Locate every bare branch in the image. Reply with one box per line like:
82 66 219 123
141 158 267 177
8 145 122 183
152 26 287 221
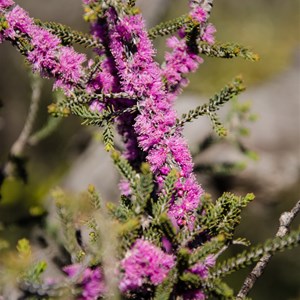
3 74 42 179
236 200 300 299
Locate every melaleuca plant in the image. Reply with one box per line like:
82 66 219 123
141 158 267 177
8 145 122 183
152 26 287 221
0 0 299 299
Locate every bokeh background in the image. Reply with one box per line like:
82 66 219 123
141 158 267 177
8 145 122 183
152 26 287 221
0 0 299 299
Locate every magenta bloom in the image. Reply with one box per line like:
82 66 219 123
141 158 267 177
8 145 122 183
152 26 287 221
1 2 87 94
0 0 13 10
4 5 34 39
190 7 207 23
202 23 216 44
169 174 203 228
64 264 105 300
27 27 60 74
89 100 105 113
163 36 203 94
119 239 175 293
147 146 169 173
107 10 204 227
53 46 86 91
166 136 194 177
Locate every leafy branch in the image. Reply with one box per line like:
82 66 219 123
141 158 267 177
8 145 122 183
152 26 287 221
148 14 190 39
176 77 245 131
208 227 300 280
198 41 259 61
34 19 104 50
200 192 255 240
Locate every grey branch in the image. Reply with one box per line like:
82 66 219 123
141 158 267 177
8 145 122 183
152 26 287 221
236 199 300 299
3 74 42 178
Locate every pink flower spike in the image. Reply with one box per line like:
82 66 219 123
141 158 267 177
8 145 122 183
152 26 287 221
5 5 34 39
0 0 14 10
56 46 86 83
120 239 175 292
190 7 207 23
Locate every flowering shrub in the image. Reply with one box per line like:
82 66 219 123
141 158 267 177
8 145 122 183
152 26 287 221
0 0 299 299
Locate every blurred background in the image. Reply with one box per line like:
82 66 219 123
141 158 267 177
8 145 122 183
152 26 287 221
0 0 299 299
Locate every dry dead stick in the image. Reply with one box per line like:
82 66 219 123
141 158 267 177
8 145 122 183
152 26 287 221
236 199 300 299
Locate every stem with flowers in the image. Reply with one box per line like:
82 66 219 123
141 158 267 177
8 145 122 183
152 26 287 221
0 0 299 299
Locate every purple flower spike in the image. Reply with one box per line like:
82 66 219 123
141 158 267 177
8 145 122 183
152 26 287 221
27 27 60 74
163 36 203 95
106 10 205 227
120 239 175 293
53 46 86 91
1 3 87 94
0 0 13 10
4 5 34 39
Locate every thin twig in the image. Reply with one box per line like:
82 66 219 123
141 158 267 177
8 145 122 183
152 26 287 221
236 200 300 299
28 117 62 146
3 74 42 178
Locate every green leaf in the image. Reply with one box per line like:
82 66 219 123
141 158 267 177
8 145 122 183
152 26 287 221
208 112 228 137
102 122 115 151
153 169 178 217
17 238 31 258
200 192 255 240
88 184 102 210
111 151 137 188
198 41 259 61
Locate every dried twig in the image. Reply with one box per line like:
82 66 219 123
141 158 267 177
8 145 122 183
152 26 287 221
2 74 42 181
236 200 300 299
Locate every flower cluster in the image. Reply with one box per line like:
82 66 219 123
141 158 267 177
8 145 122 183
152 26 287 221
119 239 176 293
163 36 204 93
0 0 13 11
0 1 86 93
64 264 105 300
